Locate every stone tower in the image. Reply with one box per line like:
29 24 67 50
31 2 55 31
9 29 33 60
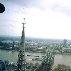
17 18 26 71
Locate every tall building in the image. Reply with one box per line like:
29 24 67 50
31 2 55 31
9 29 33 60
16 18 26 71
63 39 67 48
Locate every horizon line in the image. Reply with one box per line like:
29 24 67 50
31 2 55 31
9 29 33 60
0 35 71 40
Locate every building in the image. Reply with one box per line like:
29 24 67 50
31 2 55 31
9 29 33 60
16 18 26 71
62 48 71 53
63 39 67 48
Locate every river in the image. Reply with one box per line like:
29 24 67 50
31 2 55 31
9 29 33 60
0 50 71 66
0 50 44 64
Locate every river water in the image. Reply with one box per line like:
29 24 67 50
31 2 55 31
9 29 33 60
0 50 44 64
0 50 71 66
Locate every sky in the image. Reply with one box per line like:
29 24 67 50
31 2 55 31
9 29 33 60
0 0 71 39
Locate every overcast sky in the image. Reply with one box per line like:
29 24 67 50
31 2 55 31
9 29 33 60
0 0 71 39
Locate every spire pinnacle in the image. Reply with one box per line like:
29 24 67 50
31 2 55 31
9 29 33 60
22 18 26 25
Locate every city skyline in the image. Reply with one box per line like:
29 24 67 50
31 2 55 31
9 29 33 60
0 0 71 39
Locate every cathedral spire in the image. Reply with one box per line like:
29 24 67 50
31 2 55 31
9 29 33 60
17 18 26 71
21 18 26 49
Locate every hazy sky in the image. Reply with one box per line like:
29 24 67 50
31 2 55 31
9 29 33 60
0 0 71 39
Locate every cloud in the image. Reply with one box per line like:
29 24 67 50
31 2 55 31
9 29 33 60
51 4 71 16
23 6 71 39
5 0 39 8
1 0 71 39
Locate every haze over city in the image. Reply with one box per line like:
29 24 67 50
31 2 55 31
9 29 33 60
0 0 71 39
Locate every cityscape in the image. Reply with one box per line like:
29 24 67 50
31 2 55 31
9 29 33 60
0 20 71 71
1 0 71 71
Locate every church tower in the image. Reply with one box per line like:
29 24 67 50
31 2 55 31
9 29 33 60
17 18 26 71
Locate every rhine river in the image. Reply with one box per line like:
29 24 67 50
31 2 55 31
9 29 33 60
0 50 71 66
